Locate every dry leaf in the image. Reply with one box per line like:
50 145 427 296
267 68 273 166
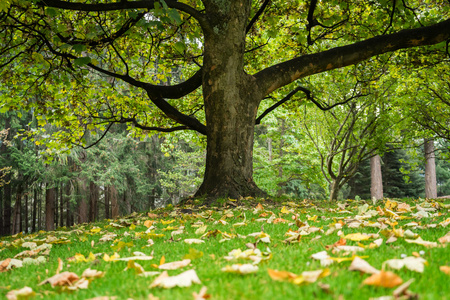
193 286 210 300
0 258 11 272
82 268 105 278
384 257 427 273
124 260 145 274
348 257 380 274
38 271 80 287
221 264 258 274
159 259 191 270
363 271 403 288
150 270 201 288
440 266 450 275
6 286 35 300
404 237 438 248
393 278 415 297
56 258 63 274
267 269 297 281
438 232 450 244
184 239 205 244
344 233 370 241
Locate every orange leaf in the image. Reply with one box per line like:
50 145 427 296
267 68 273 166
0 258 11 272
363 271 403 288
159 256 166 266
255 203 264 211
440 266 450 275
267 269 297 281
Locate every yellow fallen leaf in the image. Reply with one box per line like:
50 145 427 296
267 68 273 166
344 233 370 241
160 219 175 225
193 286 209 300
103 253 120 262
82 268 105 278
124 260 145 274
267 269 297 281
363 271 403 288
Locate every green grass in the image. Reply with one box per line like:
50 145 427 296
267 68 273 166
1 198 450 300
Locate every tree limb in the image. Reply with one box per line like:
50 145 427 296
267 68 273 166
255 18 450 97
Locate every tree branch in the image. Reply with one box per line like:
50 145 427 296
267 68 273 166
246 0 270 33
255 18 450 97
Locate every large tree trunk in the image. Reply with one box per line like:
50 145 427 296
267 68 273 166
424 138 437 198
45 186 56 231
195 2 265 200
77 180 89 224
12 190 21 235
370 155 383 200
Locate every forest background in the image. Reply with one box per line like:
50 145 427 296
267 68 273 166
0 0 450 236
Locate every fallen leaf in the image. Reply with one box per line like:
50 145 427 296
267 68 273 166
82 268 105 278
56 258 63 274
393 278 415 297
6 286 35 300
363 271 403 288
184 239 205 244
440 266 450 275
0 258 11 272
38 271 80 287
348 257 380 274
221 264 258 274
124 260 145 274
193 286 210 300
159 259 191 270
344 233 371 241
267 269 297 281
384 256 427 273
438 232 450 244
404 237 438 248
150 270 201 288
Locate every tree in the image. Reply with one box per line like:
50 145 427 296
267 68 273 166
371 154 384 200
1 1 449 201
424 138 437 198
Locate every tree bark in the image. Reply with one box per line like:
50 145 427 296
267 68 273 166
194 1 266 200
370 155 383 200
104 186 109 219
32 189 37 232
89 181 99 222
77 180 88 224
45 186 56 231
109 185 119 218
60 183 64 227
12 190 21 235
424 138 437 198
329 179 341 201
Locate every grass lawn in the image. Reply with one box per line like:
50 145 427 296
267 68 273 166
1 198 449 300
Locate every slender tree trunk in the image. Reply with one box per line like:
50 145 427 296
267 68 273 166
59 183 64 227
12 190 21 235
123 191 131 215
109 185 119 218
370 155 383 200
45 186 56 231
424 139 437 198
267 138 273 162
2 179 11 235
89 181 99 222
329 179 341 201
104 186 110 219
65 182 71 227
38 184 42 231
54 186 58 228
24 193 28 234
195 2 265 200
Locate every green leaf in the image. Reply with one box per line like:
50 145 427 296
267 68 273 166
73 57 91 66
168 9 182 24
45 7 57 16
174 42 186 53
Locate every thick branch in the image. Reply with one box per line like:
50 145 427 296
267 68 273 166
255 18 450 97
38 0 209 32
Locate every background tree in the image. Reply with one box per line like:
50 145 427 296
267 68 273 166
0 0 449 202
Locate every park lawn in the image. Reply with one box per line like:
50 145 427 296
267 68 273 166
1 198 449 300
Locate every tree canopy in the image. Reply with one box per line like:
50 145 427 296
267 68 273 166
0 0 449 200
